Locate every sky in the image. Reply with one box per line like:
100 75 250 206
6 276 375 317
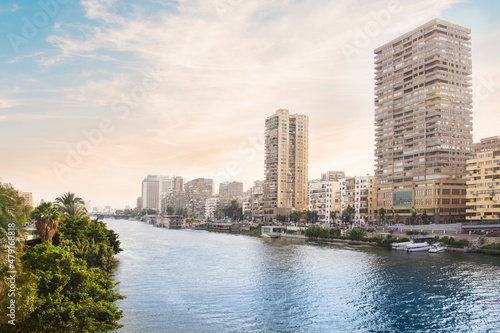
1 0 500 208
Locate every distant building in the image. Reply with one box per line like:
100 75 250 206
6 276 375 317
249 180 264 221
205 197 219 220
321 171 346 182
185 178 213 218
84 200 93 213
263 109 309 221
142 175 161 211
466 148 500 222
219 181 243 198
16 191 33 206
472 136 500 153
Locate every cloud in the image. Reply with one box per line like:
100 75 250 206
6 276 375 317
5 0 480 207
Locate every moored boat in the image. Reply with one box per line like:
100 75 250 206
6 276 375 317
429 243 447 253
392 241 412 250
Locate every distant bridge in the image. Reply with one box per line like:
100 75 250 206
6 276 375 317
93 214 133 220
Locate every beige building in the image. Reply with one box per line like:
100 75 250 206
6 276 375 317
466 148 500 222
472 136 500 153
219 181 243 198
263 109 309 221
374 19 472 222
185 178 213 218
249 180 264 221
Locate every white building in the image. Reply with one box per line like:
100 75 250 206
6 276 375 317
309 180 340 223
338 175 375 225
205 197 219 220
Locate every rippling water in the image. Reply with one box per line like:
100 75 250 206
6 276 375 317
106 219 500 332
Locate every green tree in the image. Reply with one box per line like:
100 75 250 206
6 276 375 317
411 211 418 225
176 207 190 218
166 205 175 215
421 212 429 224
56 216 121 272
1 243 123 332
32 202 60 243
55 192 87 217
349 227 367 241
330 211 337 222
378 208 386 224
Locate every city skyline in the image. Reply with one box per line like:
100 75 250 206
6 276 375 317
2 0 500 208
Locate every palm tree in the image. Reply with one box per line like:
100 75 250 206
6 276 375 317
32 202 60 243
55 192 87 217
378 208 386 225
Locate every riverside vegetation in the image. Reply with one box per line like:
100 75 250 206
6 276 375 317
0 184 123 333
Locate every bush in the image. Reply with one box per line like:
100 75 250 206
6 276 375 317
478 243 500 255
406 230 419 236
449 239 469 248
397 237 410 242
349 228 367 241
388 229 394 234
486 232 500 237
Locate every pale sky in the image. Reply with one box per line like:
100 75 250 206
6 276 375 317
1 0 499 208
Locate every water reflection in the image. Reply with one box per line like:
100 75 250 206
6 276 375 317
107 220 500 333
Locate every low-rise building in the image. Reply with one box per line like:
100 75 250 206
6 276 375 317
337 175 375 225
309 179 340 223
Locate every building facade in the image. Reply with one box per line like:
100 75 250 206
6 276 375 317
141 175 161 211
309 180 340 223
374 19 472 222
337 176 375 225
263 109 309 221
466 148 500 222
185 178 213 218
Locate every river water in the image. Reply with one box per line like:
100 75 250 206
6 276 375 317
105 219 500 332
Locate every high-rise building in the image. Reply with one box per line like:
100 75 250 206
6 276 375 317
374 19 472 223
263 109 309 221
142 175 161 211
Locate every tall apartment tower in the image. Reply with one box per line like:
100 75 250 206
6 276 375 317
374 19 472 223
263 109 309 221
142 175 161 211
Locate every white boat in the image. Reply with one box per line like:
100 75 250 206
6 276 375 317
392 241 412 250
429 243 447 253
404 236 435 252
405 242 430 252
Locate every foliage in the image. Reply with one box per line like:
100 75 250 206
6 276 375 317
55 216 122 273
421 212 429 224
0 182 24 224
166 205 175 215
242 225 262 237
397 237 410 242
436 236 469 248
175 207 190 218
342 205 355 223
32 202 60 243
478 243 500 255
388 229 394 234
348 228 367 241
0 243 123 333
304 226 342 239
406 230 420 236
55 192 87 217
486 232 500 237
